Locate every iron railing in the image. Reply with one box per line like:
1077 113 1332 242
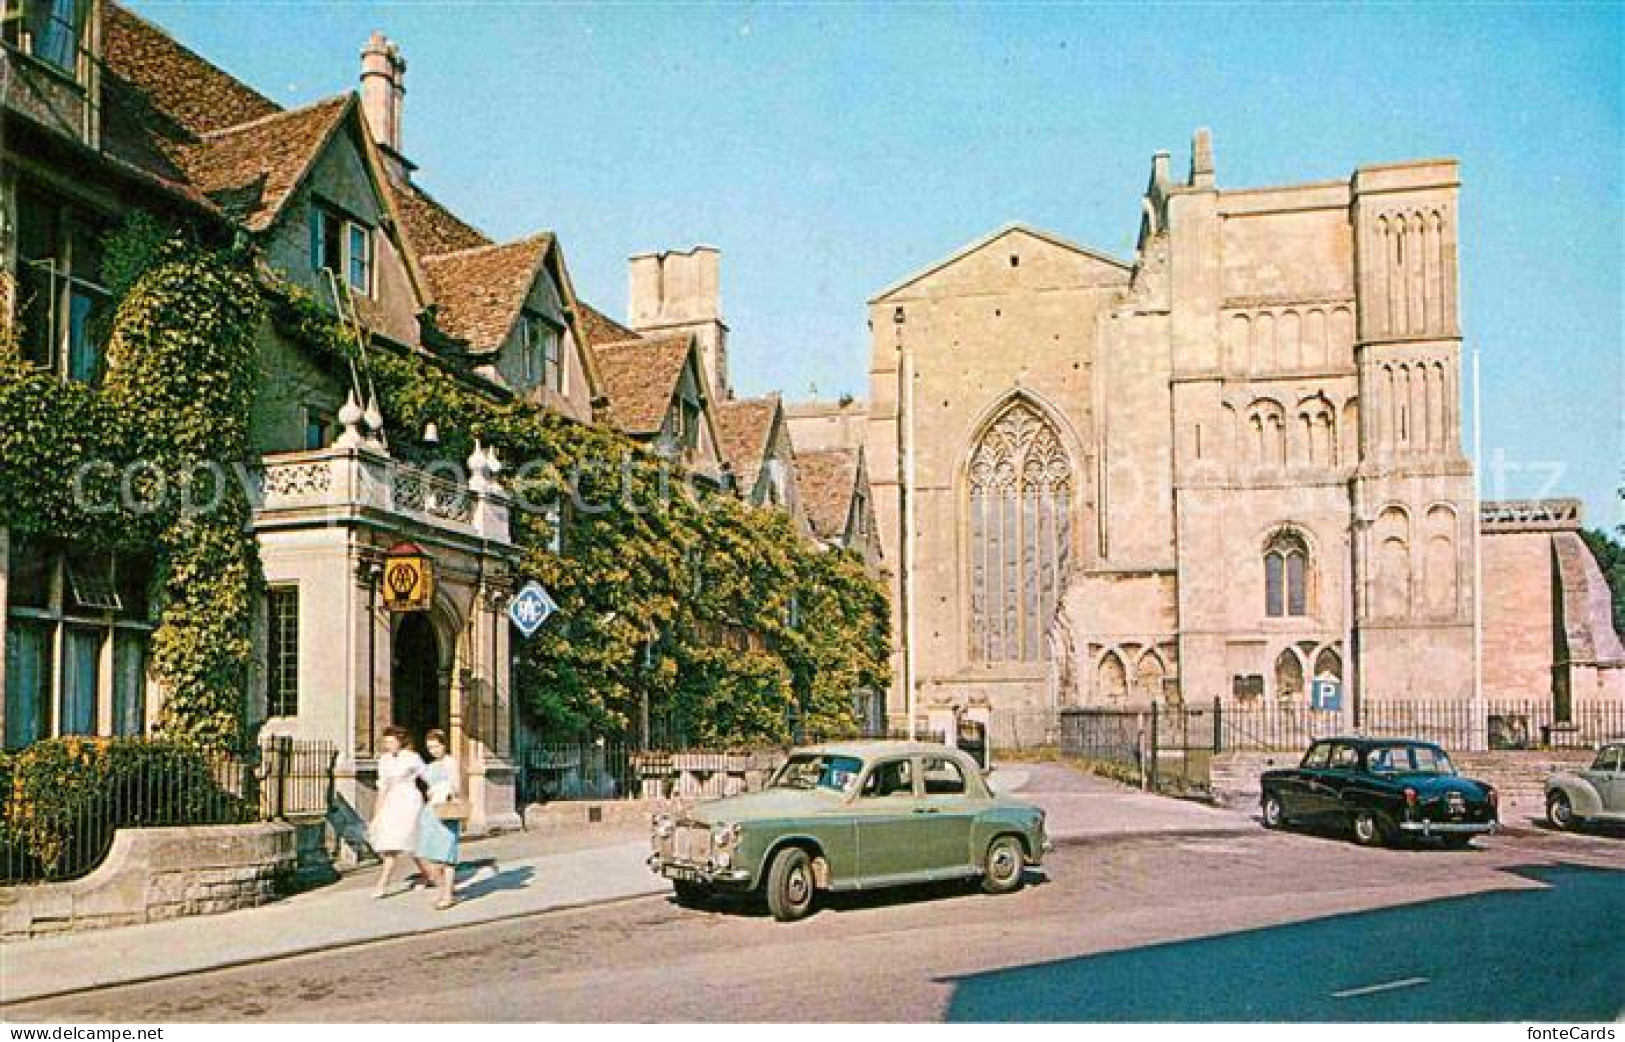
0 737 338 886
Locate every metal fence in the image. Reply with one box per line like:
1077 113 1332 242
1 737 338 886
1217 699 1625 752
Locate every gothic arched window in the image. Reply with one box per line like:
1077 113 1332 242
1264 529 1310 618
968 400 1072 662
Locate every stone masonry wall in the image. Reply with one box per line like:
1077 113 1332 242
0 823 295 939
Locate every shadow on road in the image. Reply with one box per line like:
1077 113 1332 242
672 868 1049 918
940 863 1625 1022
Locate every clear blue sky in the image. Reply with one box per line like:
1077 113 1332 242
130 1 1623 528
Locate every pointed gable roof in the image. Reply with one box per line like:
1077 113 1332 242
715 395 782 495
172 95 352 230
593 334 697 435
795 448 863 542
870 222 1131 303
422 234 553 352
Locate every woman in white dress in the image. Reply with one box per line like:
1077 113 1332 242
370 726 426 898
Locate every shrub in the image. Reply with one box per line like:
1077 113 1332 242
0 737 252 881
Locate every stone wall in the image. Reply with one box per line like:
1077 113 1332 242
0 823 295 939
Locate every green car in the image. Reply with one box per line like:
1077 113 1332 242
648 742 1051 921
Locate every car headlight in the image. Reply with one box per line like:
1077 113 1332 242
711 822 741 848
652 814 675 839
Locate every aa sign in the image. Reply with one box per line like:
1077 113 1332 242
381 542 434 612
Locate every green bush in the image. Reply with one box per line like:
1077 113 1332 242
0 737 251 880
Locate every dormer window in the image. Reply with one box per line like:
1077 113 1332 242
520 312 563 393
677 388 703 452
309 204 373 296
3 0 86 77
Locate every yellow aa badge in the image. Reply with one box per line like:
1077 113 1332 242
381 542 434 612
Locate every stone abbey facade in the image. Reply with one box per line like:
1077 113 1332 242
865 132 1622 725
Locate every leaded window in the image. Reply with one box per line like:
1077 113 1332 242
968 401 1072 662
266 587 300 718
1264 530 1309 618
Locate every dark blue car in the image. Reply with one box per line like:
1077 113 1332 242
1261 737 1499 847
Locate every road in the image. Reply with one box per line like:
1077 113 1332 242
7 821 1621 1022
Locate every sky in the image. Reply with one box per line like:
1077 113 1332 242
129 1 1624 528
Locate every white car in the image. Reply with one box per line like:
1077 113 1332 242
1545 743 1625 830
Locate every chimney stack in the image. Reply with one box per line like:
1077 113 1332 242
1190 127 1215 188
360 32 407 158
628 246 731 400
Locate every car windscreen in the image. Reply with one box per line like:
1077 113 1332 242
771 754 864 793
1368 744 1455 775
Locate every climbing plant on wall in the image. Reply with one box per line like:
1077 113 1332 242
275 290 889 747
0 219 263 748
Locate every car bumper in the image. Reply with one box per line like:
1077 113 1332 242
1398 820 1497 836
647 854 753 888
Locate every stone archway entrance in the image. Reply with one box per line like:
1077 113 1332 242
392 612 441 748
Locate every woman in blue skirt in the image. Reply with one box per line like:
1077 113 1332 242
416 728 463 910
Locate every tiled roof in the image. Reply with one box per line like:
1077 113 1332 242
576 301 641 349
395 180 492 256
104 4 281 137
422 235 553 353
593 335 693 435
795 448 861 541
173 96 351 231
714 396 780 494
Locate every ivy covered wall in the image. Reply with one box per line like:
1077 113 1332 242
1 218 891 750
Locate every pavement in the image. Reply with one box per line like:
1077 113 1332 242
0 762 1262 1006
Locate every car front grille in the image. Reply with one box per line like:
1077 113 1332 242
673 823 711 863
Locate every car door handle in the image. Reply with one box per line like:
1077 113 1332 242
914 807 938 814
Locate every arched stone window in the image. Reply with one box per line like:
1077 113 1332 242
968 399 1072 662
1264 529 1310 618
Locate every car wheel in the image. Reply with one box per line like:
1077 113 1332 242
672 881 711 909
1262 793 1288 830
764 847 816 922
1547 792 1576 831
1351 809 1389 848
981 834 1026 895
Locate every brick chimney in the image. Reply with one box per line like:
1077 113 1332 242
360 32 409 178
629 246 731 400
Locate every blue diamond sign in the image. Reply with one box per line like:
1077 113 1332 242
508 581 558 639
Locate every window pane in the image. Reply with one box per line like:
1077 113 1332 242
267 587 299 718
66 285 105 383
17 262 58 369
4 620 51 749
1265 553 1284 617
115 552 153 621
61 626 102 735
113 631 147 736
6 538 54 609
1286 552 1307 616
348 224 370 293
304 409 333 451
922 757 966 795
30 0 81 72
69 220 104 282
16 187 60 262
